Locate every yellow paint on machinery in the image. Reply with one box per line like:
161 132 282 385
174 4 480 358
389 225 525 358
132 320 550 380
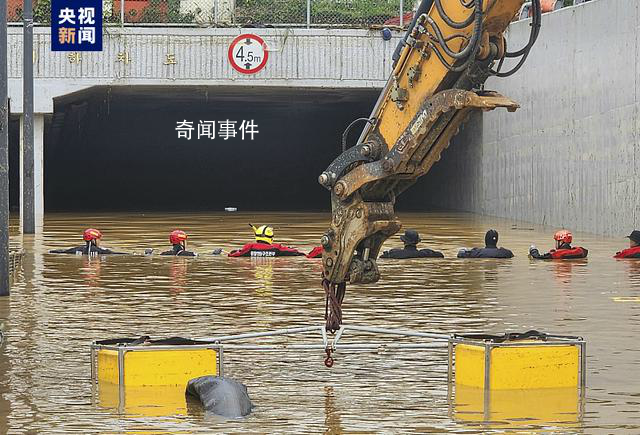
454 341 580 389
97 347 218 387
98 383 188 417
453 385 580 426
374 0 525 148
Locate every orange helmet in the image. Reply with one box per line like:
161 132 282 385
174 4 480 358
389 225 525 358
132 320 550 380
553 230 572 244
83 228 103 242
169 230 188 245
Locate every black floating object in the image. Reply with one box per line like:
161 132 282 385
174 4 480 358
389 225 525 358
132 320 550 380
186 376 253 418
211 248 223 255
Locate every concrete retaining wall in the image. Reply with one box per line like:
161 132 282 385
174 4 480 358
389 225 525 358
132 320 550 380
425 0 639 237
7 26 401 112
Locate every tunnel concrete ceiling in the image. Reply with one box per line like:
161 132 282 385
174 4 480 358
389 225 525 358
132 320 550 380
53 85 380 109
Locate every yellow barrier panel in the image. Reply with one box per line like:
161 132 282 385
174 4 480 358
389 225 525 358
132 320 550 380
95 345 219 387
455 341 579 389
448 333 586 392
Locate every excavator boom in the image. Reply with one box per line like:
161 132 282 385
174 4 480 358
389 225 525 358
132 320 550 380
318 0 541 332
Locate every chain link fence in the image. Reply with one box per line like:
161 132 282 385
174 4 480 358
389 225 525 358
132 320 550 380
7 0 410 27
7 0 594 26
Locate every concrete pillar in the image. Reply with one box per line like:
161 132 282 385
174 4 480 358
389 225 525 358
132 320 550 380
20 113 44 231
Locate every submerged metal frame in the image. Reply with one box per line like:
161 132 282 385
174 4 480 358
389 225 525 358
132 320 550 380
91 327 587 382
90 342 224 384
202 324 450 353
90 326 587 418
90 324 452 387
446 334 587 389
446 334 587 422
90 342 224 412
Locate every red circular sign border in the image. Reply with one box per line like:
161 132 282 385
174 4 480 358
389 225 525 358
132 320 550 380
228 34 269 75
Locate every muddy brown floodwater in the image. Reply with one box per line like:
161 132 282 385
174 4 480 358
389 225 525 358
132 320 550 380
0 211 639 433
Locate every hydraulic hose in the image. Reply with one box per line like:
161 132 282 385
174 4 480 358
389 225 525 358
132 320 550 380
426 0 482 61
342 118 375 152
434 0 476 29
505 0 541 57
392 0 435 67
492 0 541 77
427 0 484 72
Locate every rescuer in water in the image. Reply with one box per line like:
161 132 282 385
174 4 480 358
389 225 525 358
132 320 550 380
529 230 588 259
380 229 444 259
228 225 305 257
306 246 324 258
160 230 197 257
457 229 514 258
50 228 126 255
614 230 640 259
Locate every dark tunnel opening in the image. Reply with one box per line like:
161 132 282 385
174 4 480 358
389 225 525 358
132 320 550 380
45 86 443 212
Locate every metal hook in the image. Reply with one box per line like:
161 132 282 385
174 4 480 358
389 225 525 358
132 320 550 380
324 346 335 368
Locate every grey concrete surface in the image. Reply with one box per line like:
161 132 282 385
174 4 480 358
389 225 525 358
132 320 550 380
7 26 401 113
425 0 638 237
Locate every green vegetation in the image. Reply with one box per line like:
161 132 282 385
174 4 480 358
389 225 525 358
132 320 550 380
137 0 196 24
10 0 53 23
11 0 401 26
235 0 402 26
13 0 122 24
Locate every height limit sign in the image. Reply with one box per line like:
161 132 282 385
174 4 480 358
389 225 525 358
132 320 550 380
228 34 269 75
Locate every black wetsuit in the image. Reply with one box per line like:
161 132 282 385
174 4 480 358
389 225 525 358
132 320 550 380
380 245 444 259
457 245 514 259
50 242 125 255
160 245 197 257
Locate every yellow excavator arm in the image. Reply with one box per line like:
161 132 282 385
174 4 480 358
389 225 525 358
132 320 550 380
318 0 541 332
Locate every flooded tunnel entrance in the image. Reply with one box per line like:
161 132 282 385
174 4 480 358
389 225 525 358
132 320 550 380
45 86 444 212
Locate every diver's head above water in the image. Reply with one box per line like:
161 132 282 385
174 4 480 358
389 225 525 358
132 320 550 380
554 229 573 250
251 224 274 245
485 229 499 248
627 230 640 248
400 229 421 248
83 228 102 247
169 230 188 251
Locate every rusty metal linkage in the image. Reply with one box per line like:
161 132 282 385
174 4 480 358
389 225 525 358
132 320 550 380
317 0 535 333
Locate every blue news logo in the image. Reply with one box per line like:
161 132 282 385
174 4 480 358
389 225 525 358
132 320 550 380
51 0 103 51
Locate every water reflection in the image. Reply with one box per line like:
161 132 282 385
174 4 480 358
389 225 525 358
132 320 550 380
451 386 583 430
324 386 343 435
169 258 189 295
81 256 103 288
252 258 274 296
98 384 188 417
553 260 575 286
623 260 640 285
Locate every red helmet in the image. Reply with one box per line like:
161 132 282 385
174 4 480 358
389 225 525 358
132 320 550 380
169 230 188 245
553 230 572 244
83 228 103 242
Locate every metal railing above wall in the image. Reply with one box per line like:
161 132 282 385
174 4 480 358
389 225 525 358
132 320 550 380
7 0 412 28
517 0 592 21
